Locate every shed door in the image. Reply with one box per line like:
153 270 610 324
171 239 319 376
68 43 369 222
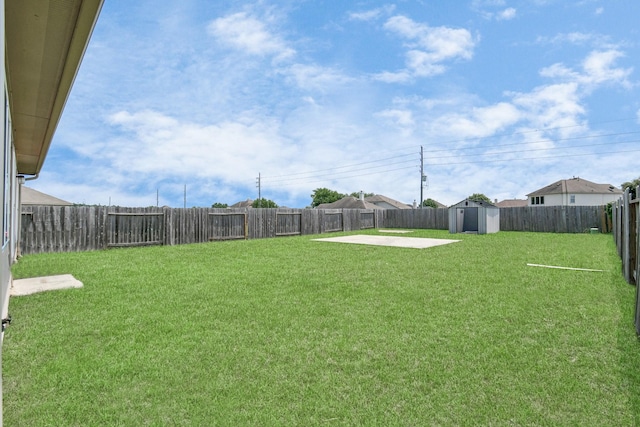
456 209 464 232
462 207 478 232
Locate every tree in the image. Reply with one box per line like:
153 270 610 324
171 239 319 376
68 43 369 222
310 188 345 207
422 198 438 208
211 202 228 208
621 177 640 191
252 198 278 208
468 193 492 203
622 177 640 199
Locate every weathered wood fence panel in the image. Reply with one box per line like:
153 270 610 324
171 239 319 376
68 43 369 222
382 208 449 230
611 187 640 334
322 210 344 233
20 205 108 254
210 212 247 240
107 209 164 248
276 211 301 236
20 204 612 255
500 206 610 233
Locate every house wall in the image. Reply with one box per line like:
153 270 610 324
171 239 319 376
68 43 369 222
0 0 6 425
573 193 621 206
0 3 28 422
530 193 620 206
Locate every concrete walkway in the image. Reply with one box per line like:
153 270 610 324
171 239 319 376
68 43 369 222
11 274 83 296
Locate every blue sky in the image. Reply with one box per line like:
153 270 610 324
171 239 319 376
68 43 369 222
31 0 640 208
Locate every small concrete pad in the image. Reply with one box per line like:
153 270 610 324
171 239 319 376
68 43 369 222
378 229 413 234
313 235 460 249
11 274 83 296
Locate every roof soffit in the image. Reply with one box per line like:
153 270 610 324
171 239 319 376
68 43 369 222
6 0 103 175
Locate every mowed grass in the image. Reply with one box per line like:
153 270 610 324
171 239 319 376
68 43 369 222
4 230 640 426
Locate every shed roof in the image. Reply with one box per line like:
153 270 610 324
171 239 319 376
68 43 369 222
527 177 622 197
21 186 72 206
449 198 499 209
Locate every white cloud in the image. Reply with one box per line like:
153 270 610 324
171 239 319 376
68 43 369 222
496 8 516 20
379 15 475 79
540 49 632 89
348 5 396 22
105 109 288 183
580 50 632 87
431 102 521 139
385 16 475 61
372 70 413 83
376 109 414 127
283 64 355 92
471 0 506 7
375 109 415 137
207 12 295 61
536 32 615 49
472 1 515 20
509 82 585 137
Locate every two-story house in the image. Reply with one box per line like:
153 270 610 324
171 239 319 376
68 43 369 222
526 177 622 206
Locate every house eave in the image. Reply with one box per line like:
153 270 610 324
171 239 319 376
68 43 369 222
6 0 103 175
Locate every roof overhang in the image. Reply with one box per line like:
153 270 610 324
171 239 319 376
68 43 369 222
5 0 103 175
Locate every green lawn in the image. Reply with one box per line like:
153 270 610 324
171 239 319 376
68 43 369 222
4 230 640 426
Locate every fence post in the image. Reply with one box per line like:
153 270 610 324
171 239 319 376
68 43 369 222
636 186 640 288
622 189 631 283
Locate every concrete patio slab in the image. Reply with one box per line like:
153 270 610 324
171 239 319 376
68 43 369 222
11 274 83 296
313 235 460 249
378 229 413 234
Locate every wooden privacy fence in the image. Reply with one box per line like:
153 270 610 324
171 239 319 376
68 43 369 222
500 205 611 233
20 204 610 255
380 205 609 233
612 187 640 334
19 206 386 255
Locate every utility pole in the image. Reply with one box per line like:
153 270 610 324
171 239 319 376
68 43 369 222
420 145 424 208
256 173 261 208
183 184 186 208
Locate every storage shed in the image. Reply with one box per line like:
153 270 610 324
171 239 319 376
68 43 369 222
448 199 500 234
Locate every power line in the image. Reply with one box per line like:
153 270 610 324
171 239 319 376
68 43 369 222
425 148 640 167
252 118 639 189
423 130 640 154
261 157 418 184
261 151 416 180
424 139 640 161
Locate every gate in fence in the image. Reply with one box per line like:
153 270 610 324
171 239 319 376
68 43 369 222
107 212 164 248
209 212 247 240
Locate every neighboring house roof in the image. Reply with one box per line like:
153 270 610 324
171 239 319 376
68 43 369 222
424 199 447 208
496 199 528 208
230 199 253 208
316 196 382 210
6 0 104 176
21 186 72 206
364 195 412 209
527 177 622 197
